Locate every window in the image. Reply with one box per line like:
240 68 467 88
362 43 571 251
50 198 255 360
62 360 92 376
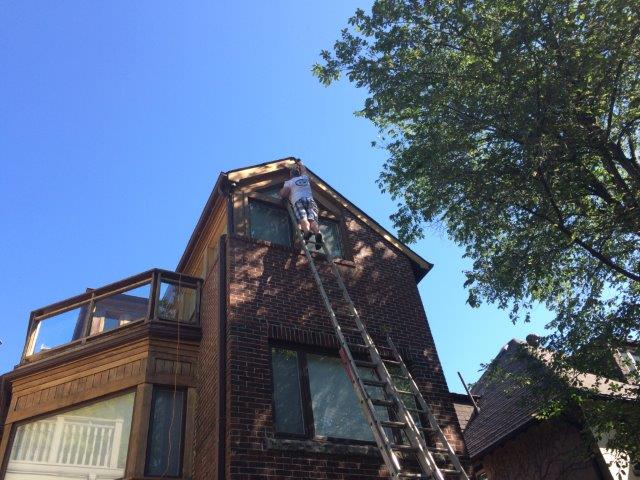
249 200 292 247
272 349 306 435
30 306 86 354
6 392 135 480
319 217 343 258
247 189 346 257
271 347 397 442
157 280 198 324
90 282 150 335
146 388 186 477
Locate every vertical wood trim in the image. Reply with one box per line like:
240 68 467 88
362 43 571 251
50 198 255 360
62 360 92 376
0 421 14 478
125 383 153 477
182 387 197 478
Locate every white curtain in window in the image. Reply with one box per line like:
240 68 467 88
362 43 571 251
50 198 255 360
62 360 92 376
6 392 135 480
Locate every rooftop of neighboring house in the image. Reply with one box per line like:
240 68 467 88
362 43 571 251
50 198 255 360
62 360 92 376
458 337 638 460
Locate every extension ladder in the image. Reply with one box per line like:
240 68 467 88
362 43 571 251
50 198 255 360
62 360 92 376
286 203 469 480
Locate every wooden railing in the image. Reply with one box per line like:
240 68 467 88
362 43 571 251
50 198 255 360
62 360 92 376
21 269 202 361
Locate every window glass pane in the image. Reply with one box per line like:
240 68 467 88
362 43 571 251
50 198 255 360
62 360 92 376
249 200 292 247
6 392 135 480
387 366 422 443
30 305 88 355
320 218 343 258
259 185 282 199
271 348 305 435
158 281 198 324
307 354 375 441
90 283 150 335
146 389 185 477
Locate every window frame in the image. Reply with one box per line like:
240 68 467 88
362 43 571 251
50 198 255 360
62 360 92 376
245 185 350 260
248 196 295 248
5 389 137 479
144 386 187 478
269 344 422 445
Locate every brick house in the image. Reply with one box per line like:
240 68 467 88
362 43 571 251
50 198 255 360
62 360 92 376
0 157 468 479
453 338 639 480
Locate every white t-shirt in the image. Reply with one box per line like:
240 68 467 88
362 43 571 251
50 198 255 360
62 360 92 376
284 175 313 204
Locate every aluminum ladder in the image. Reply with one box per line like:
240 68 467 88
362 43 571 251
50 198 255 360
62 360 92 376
286 203 469 480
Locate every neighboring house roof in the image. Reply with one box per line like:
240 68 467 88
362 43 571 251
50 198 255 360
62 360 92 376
464 340 544 459
450 392 476 431
176 157 433 279
463 339 638 459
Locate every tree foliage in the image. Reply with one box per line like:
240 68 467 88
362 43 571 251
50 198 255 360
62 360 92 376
315 0 640 459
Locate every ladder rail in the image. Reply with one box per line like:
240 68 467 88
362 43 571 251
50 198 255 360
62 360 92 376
317 230 445 480
386 337 469 480
285 202 465 479
285 203 405 476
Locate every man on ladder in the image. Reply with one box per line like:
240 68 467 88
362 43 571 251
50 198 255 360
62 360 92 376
279 160 323 249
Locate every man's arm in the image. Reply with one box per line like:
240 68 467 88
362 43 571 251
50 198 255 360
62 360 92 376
279 183 290 199
296 160 308 176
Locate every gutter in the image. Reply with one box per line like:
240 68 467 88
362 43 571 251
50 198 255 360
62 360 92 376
217 235 228 480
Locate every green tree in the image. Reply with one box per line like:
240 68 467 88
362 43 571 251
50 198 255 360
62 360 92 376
315 0 640 460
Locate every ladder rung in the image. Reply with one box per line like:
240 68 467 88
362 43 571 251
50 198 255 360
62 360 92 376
370 398 395 407
362 378 387 388
339 326 362 334
429 446 450 454
440 468 462 474
354 360 378 369
390 443 417 452
383 358 402 366
380 420 406 429
398 474 429 479
395 389 413 396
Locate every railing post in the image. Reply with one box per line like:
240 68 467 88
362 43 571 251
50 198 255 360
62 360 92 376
80 293 96 343
148 271 160 322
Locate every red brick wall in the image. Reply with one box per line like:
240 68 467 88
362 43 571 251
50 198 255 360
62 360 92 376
194 249 222 479
477 419 605 480
221 210 467 479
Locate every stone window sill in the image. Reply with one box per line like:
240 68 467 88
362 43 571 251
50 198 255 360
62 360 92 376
266 437 380 457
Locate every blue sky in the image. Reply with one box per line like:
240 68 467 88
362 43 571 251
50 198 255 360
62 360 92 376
0 1 550 391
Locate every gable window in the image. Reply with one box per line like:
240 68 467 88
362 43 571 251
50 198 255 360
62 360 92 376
249 199 292 247
6 392 135 480
271 347 398 442
319 217 343 258
245 183 347 258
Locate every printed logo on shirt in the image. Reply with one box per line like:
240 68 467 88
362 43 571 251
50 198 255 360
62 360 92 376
295 178 309 186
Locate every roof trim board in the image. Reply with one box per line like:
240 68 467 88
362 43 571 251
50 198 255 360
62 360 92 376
177 157 433 280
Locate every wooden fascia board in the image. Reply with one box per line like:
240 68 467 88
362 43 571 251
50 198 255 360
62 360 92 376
306 170 433 279
176 174 227 273
183 158 433 280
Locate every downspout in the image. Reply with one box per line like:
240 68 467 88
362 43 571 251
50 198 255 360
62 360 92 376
217 177 235 479
217 234 228 480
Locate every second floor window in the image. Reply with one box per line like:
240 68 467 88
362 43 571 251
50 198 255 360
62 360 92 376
249 199 292 247
248 194 346 259
319 217 343 258
271 347 393 442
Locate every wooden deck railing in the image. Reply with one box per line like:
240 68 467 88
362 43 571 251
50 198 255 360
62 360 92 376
21 269 202 361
